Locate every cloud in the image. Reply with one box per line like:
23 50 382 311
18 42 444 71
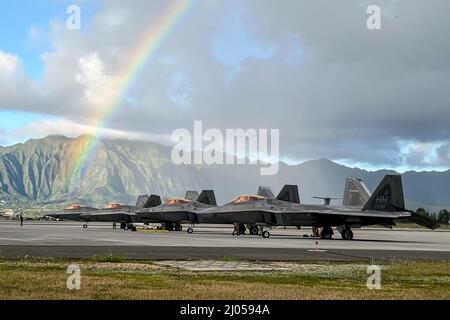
12 118 172 145
436 143 450 167
1 0 450 171
0 51 20 73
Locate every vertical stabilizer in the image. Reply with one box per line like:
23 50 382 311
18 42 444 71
197 190 217 206
342 178 371 207
362 175 405 211
257 186 275 199
276 185 300 203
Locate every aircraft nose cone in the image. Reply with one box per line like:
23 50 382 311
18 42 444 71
45 212 59 218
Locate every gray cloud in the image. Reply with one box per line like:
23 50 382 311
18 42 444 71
437 144 450 167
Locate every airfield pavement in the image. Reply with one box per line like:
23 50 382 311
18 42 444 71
0 220 449 261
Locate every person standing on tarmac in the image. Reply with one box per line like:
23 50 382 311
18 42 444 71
232 222 240 236
19 214 24 227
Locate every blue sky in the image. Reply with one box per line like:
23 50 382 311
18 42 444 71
0 0 278 146
0 0 100 79
0 0 56 78
0 0 98 146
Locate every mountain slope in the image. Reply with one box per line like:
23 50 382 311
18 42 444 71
0 135 449 210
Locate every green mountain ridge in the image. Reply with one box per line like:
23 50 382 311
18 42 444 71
0 135 449 211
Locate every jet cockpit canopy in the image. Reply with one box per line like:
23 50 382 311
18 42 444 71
164 198 192 206
230 195 266 204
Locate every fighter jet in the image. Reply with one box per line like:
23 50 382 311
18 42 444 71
136 190 217 233
199 175 439 239
198 184 300 237
45 204 98 223
79 195 162 230
45 195 160 229
242 185 296 235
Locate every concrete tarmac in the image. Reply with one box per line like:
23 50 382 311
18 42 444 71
0 221 449 261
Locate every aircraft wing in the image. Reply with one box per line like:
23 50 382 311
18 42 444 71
282 207 412 219
81 211 138 223
45 211 82 221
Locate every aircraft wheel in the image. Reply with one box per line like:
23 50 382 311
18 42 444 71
82 224 88 229
341 229 353 240
262 231 270 238
250 226 259 235
165 223 176 231
187 227 194 234
175 224 183 232
320 226 333 239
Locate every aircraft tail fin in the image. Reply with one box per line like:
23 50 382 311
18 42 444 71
197 190 217 206
143 194 162 208
276 185 300 203
135 195 149 208
362 175 405 211
342 178 371 207
184 191 199 201
257 186 275 199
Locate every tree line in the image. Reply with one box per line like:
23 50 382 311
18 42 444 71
416 208 450 225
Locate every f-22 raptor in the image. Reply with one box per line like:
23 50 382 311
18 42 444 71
199 175 440 239
79 195 162 230
45 195 161 229
136 190 217 233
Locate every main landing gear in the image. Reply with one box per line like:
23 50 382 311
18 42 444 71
233 225 271 238
162 222 184 232
248 225 259 236
320 226 334 239
337 225 354 240
82 223 88 229
119 223 136 231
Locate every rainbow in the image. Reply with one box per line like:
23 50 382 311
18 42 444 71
69 0 196 189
